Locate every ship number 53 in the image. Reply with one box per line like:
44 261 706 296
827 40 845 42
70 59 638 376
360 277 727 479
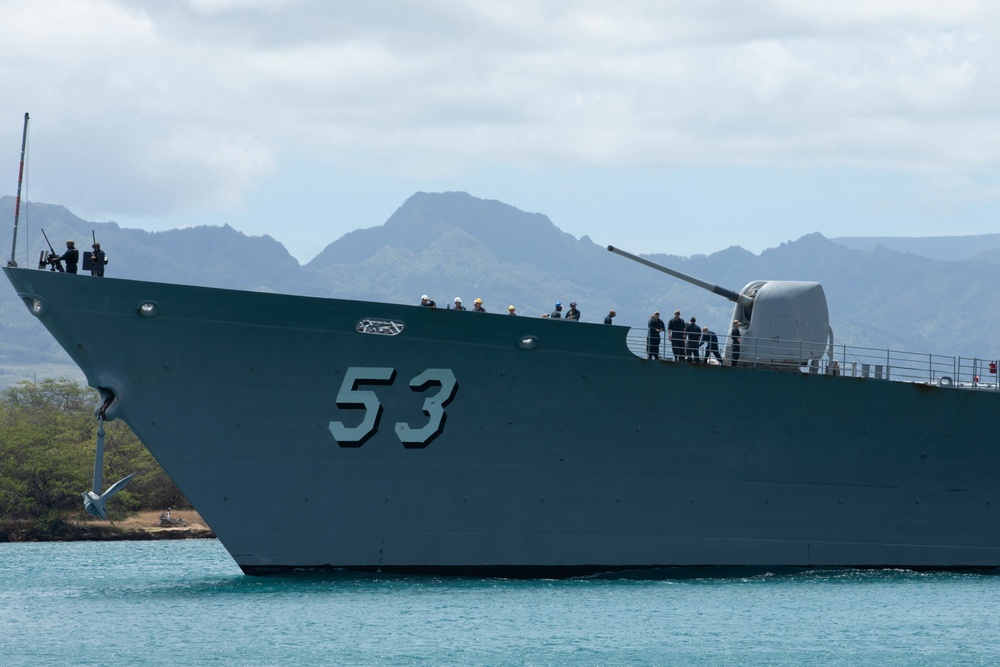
328 367 458 448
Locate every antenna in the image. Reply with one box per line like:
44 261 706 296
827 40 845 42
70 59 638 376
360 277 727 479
7 112 29 268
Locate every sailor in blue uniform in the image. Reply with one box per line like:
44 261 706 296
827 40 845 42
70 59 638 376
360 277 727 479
57 240 79 274
702 327 722 363
685 317 702 362
89 243 107 277
647 311 665 360
729 320 742 366
667 310 686 360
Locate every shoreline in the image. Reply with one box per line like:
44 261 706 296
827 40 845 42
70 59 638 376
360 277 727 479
0 510 215 542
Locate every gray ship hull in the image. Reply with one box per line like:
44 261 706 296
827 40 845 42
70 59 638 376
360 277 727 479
6 267 1000 574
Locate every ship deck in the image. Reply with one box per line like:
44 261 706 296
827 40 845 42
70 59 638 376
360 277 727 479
624 330 999 391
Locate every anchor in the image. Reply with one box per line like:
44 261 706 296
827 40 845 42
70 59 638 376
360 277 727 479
82 396 136 520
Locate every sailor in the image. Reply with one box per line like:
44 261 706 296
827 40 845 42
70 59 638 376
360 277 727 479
729 320 742 366
56 240 79 274
89 243 107 277
685 317 702 362
566 301 580 321
550 302 563 318
473 298 487 312
420 294 436 307
647 311 665 360
450 297 466 311
667 310 686 360
604 310 616 325
702 327 722 363
508 305 517 316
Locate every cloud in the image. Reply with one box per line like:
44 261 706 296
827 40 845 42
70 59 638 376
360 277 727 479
3 0 1000 229
179 0 296 16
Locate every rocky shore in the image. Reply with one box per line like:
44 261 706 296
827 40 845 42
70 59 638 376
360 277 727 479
0 510 215 542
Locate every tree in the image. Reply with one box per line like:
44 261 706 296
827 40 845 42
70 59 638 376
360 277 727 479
0 379 187 529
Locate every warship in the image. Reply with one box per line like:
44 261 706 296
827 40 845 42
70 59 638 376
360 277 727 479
5 241 1000 574
5 117 1000 575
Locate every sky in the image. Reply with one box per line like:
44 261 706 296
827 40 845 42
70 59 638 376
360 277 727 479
2 0 1000 264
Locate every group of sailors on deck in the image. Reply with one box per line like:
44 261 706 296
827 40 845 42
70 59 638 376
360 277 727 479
421 295 609 322
420 293 740 365
648 309 740 366
43 239 107 276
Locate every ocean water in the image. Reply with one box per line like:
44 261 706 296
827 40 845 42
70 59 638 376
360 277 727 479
1 540 998 666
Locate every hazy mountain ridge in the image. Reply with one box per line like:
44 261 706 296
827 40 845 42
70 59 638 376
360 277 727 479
833 234 1000 262
2 193 999 385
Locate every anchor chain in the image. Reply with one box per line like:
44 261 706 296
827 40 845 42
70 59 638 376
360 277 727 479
97 393 113 419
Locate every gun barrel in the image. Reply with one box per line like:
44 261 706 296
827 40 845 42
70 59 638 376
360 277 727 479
40 228 56 255
607 245 753 307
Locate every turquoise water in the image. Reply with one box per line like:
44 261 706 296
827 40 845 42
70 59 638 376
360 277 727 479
1 540 998 666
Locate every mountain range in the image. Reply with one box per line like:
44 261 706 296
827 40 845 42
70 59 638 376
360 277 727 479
2 191 1000 386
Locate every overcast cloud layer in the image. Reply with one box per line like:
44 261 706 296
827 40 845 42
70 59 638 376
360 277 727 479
3 0 999 262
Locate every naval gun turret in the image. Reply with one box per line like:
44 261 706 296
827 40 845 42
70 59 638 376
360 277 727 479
608 246 834 366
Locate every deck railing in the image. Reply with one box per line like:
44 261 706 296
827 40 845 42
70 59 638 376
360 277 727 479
625 330 1000 391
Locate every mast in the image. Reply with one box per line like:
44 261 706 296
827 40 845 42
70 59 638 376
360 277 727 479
7 112 29 268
